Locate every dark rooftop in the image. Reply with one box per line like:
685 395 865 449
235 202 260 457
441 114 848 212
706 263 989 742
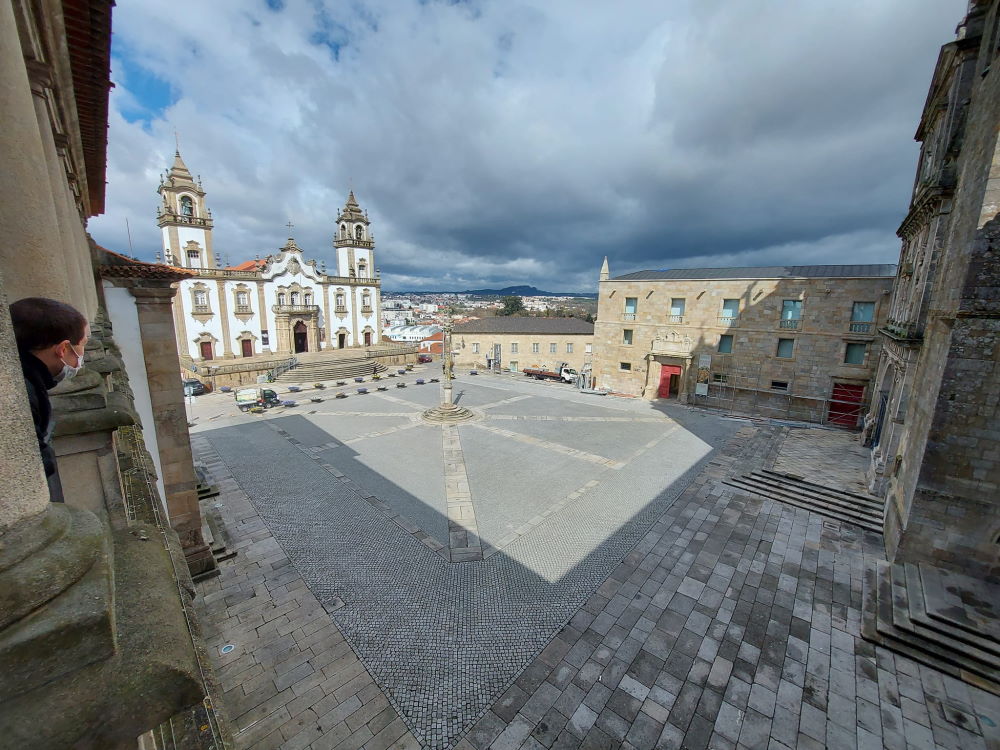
612 264 897 281
453 317 594 335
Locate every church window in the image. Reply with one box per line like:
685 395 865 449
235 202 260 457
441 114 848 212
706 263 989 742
180 195 194 216
278 293 286 305
304 293 312 305
290 292 300 305
358 260 367 278
362 292 372 310
340 224 347 238
236 291 249 306
261 330 269 346
335 293 346 308
355 225 364 241
194 290 208 307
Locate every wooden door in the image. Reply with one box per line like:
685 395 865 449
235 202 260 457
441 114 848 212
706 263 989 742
241 339 253 358
364 331 372 346
200 341 213 360
338 333 347 349
658 365 682 399
827 383 865 428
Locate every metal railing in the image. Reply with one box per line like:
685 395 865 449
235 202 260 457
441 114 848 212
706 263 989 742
267 356 298 380
849 321 873 334
779 319 800 330
667 314 684 323
623 312 636 321
717 316 740 327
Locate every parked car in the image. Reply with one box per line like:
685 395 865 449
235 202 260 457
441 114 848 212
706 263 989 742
418 354 433 363
182 378 206 396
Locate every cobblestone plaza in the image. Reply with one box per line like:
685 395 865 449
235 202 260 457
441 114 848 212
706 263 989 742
190 372 1000 750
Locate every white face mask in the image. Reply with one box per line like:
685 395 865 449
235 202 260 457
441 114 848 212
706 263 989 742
55 346 84 383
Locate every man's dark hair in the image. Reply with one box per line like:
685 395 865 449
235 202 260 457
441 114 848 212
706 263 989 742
10 297 87 351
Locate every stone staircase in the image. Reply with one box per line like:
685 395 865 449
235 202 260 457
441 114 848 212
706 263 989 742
275 355 388 383
723 469 884 533
862 561 1000 696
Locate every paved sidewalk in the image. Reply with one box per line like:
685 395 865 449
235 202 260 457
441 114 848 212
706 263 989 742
459 427 1000 750
193 437 419 750
190 377 1000 750
772 426 874 496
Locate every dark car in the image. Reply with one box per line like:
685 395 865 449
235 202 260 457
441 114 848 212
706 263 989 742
418 354 433 363
182 378 206 396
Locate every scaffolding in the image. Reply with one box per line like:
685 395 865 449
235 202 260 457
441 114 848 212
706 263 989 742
691 354 869 428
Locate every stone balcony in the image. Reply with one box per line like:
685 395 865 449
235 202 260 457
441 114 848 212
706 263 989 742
272 303 320 315
334 236 374 249
717 315 741 327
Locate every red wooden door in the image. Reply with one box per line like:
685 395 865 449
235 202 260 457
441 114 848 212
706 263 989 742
241 339 253 357
200 341 213 360
827 383 865 427
658 365 682 399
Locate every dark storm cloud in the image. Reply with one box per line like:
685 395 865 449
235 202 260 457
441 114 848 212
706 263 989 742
89 0 964 292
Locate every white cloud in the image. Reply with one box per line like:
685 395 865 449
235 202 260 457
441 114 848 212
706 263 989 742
88 0 965 291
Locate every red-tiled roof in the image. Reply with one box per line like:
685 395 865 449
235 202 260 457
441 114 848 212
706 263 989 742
63 0 114 216
227 259 267 271
96 245 196 281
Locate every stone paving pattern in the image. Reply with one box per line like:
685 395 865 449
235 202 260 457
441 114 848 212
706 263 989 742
189 373 1000 749
772 427 875 497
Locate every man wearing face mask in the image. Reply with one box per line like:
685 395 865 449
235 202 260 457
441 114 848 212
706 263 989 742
10 297 90 503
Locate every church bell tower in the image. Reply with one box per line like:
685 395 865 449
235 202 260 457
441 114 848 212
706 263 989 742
157 150 214 269
333 191 376 279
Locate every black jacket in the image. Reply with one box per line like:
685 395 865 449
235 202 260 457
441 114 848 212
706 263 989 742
19 349 57 478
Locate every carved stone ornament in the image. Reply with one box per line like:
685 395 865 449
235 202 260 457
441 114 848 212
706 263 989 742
285 257 301 276
651 329 694 356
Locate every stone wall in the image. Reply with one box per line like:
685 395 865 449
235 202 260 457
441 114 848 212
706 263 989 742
880 1 1000 575
593 275 892 425
452 331 593 372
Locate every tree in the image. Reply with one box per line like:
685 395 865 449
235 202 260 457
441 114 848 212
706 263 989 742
498 295 525 316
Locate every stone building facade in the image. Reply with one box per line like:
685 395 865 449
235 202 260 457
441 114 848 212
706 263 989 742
452 317 594 373
0 0 226 744
863 0 1000 575
593 259 895 426
159 154 382 362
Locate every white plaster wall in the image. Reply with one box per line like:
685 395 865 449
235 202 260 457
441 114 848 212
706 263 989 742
178 278 224 358
103 281 167 506
176 226 209 267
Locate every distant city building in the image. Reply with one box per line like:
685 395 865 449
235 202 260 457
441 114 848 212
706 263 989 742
384 324 442 342
158 153 381 360
592 259 895 426
452 317 594 372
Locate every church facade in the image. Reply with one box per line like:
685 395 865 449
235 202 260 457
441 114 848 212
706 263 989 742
158 151 382 362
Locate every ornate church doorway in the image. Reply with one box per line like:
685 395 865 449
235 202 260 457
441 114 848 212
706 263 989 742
293 321 308 353
338 332 347 349
364 331 372 346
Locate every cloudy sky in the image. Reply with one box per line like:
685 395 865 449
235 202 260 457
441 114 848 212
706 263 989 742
88 0 964 292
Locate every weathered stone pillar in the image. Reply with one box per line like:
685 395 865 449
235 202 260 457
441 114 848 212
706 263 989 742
130 285 216 578
0 0 72 304
0 285 50 530
215 279 233 357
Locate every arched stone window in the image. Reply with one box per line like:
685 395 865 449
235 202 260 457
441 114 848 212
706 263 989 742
290 291 300 305
361 291 372 313
335 290 346 312
355 225 364 241
340 224 347 238
304 293 312 305
190 283 212 315
277 292 287 305
180 195 194 216
357 259 367 278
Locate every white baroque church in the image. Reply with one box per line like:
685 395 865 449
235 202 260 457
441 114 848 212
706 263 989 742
157 150 382 362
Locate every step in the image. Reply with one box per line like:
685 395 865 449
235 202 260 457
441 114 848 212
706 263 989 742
902 564 1000 659
757 468 881 505
887 564 1000 670
744 472 884 519
919 563 1000 642
863 563 1000 695
723 476 883 533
